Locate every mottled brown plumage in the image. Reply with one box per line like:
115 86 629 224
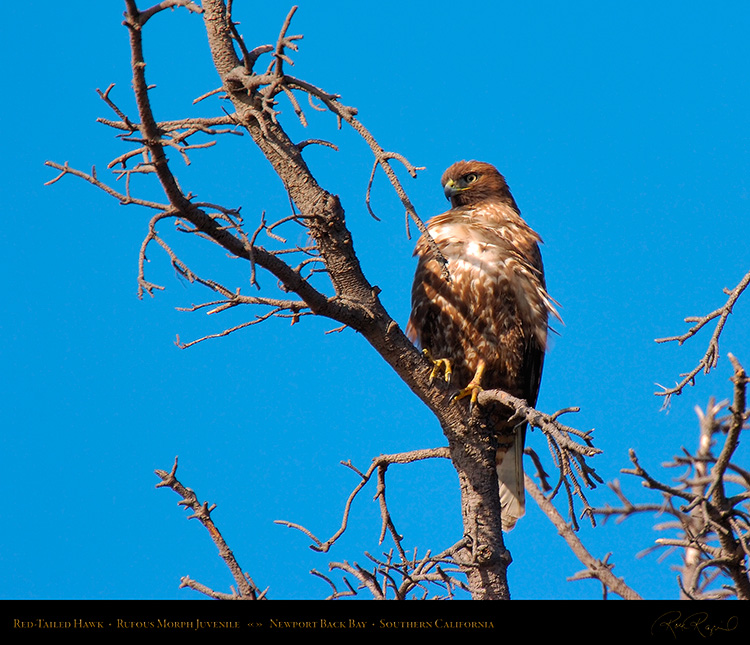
408 160 559 530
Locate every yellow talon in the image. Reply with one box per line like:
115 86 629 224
423 349 453 384
451 361 486 410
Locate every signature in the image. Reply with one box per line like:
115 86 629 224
652 611 739 639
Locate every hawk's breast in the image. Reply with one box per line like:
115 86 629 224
409 204 554 396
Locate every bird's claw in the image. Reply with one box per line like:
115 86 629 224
450 360 486 413
451 382 483 412
423 349 452 385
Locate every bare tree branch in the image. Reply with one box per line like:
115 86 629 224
154 457 262 599
275 448 451 556
593 356 750 599
45 1 605 601
478 388 603 529
655 268 750 404
525 475 642 600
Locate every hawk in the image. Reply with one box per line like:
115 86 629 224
407 160 559 530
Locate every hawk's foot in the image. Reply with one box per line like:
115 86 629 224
423 349 453 385
450 361 486 412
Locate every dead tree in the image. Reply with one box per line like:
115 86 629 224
532 272 749 600
655 268 750 406
46 1 600 600
592 275 750 600
593 355 750 599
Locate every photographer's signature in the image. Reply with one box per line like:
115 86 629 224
652 611 739 638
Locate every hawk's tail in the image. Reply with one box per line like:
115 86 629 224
495 429 526 531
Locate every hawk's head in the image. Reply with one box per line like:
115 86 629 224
441 160 517 210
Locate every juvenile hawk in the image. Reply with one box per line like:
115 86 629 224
407 160 559 530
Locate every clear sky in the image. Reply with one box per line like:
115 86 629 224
2 0 749 601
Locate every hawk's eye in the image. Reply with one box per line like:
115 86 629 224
464 173 478 184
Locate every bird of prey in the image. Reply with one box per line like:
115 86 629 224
407 160 559 530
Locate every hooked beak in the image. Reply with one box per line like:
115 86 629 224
443 178 459 201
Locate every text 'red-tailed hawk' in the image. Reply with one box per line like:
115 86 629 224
407 160 560 530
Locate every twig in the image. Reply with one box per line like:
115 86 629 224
526 476 642 600
275 448 451 553
137 0 203 26
155 457 261 599
477 388 602 528
592 359 750 599
655 268 750 403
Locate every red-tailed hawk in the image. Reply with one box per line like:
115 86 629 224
407 160 559 530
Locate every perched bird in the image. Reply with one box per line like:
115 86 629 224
407 160 559 530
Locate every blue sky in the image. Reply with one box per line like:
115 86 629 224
2 1 749 600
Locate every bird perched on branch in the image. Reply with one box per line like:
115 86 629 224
407 160 559 530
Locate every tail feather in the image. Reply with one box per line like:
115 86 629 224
496 430 526 531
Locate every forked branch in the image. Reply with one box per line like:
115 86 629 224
478 388 603 530
155 457 264 599
655 268 750 404
275 447 473 599
594 356 750 599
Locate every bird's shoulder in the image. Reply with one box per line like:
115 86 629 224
419 202 541 252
